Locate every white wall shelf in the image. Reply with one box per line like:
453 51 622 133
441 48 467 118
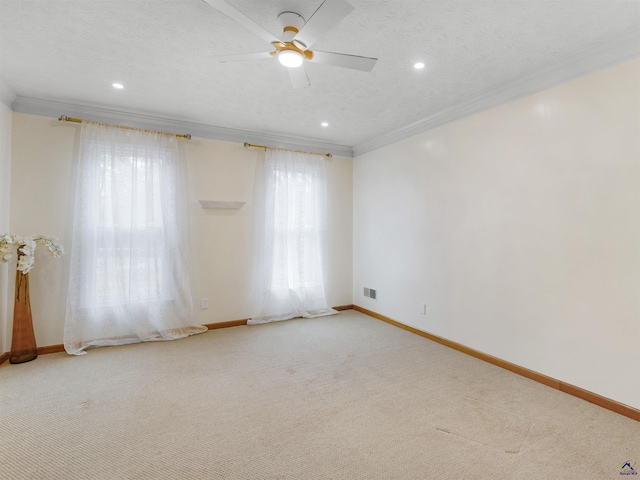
198 200 245 209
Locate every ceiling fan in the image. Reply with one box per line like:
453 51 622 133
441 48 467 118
201 0 378 88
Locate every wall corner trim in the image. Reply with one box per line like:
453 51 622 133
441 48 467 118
353 304 640 422
0 305 356 365
333 304 354 311
37 344 65 355
204 319 249 330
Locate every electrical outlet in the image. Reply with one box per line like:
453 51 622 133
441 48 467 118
201 298 209 309
419 303 427 315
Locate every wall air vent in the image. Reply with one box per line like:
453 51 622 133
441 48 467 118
363 287 376 300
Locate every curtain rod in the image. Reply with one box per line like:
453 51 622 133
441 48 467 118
243 142 332 158
58 115 191 140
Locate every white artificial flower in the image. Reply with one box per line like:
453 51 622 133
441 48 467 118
17 254 35 273
1 233 64 273
0 234 15 264
35 235 64 258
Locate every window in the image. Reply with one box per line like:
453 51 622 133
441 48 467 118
64 123 206 354
249 149 337 324
88 146 171 307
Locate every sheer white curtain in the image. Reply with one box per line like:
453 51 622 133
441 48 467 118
64 123 206 355
250 149 337 324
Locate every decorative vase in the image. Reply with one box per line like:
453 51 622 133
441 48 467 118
10 268 38 364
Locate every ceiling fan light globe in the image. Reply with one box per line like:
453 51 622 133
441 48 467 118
278 50 304 68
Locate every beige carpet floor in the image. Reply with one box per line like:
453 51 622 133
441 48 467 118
1 310 638 479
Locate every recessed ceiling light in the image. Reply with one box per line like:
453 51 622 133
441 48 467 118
112 83 124 89
414 62 425 70
321 122 329 127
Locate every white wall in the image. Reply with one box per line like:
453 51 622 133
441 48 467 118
8 114 353 347
353 59 640 409
0 101 11 353
185 137 353 323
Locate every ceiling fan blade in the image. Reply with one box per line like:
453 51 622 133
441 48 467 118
201 0 280 45
214 52 273 63
310 50 377 72
295 0 354 48
288 66 310 89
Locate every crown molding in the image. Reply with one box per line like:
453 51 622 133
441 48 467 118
10 97 354 158
0 79 16 110
8 27 639 160
353 27 640 157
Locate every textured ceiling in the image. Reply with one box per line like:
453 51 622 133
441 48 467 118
1 0 639 153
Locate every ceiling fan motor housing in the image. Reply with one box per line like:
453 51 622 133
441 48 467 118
272 11 313 67
278 11 305 37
